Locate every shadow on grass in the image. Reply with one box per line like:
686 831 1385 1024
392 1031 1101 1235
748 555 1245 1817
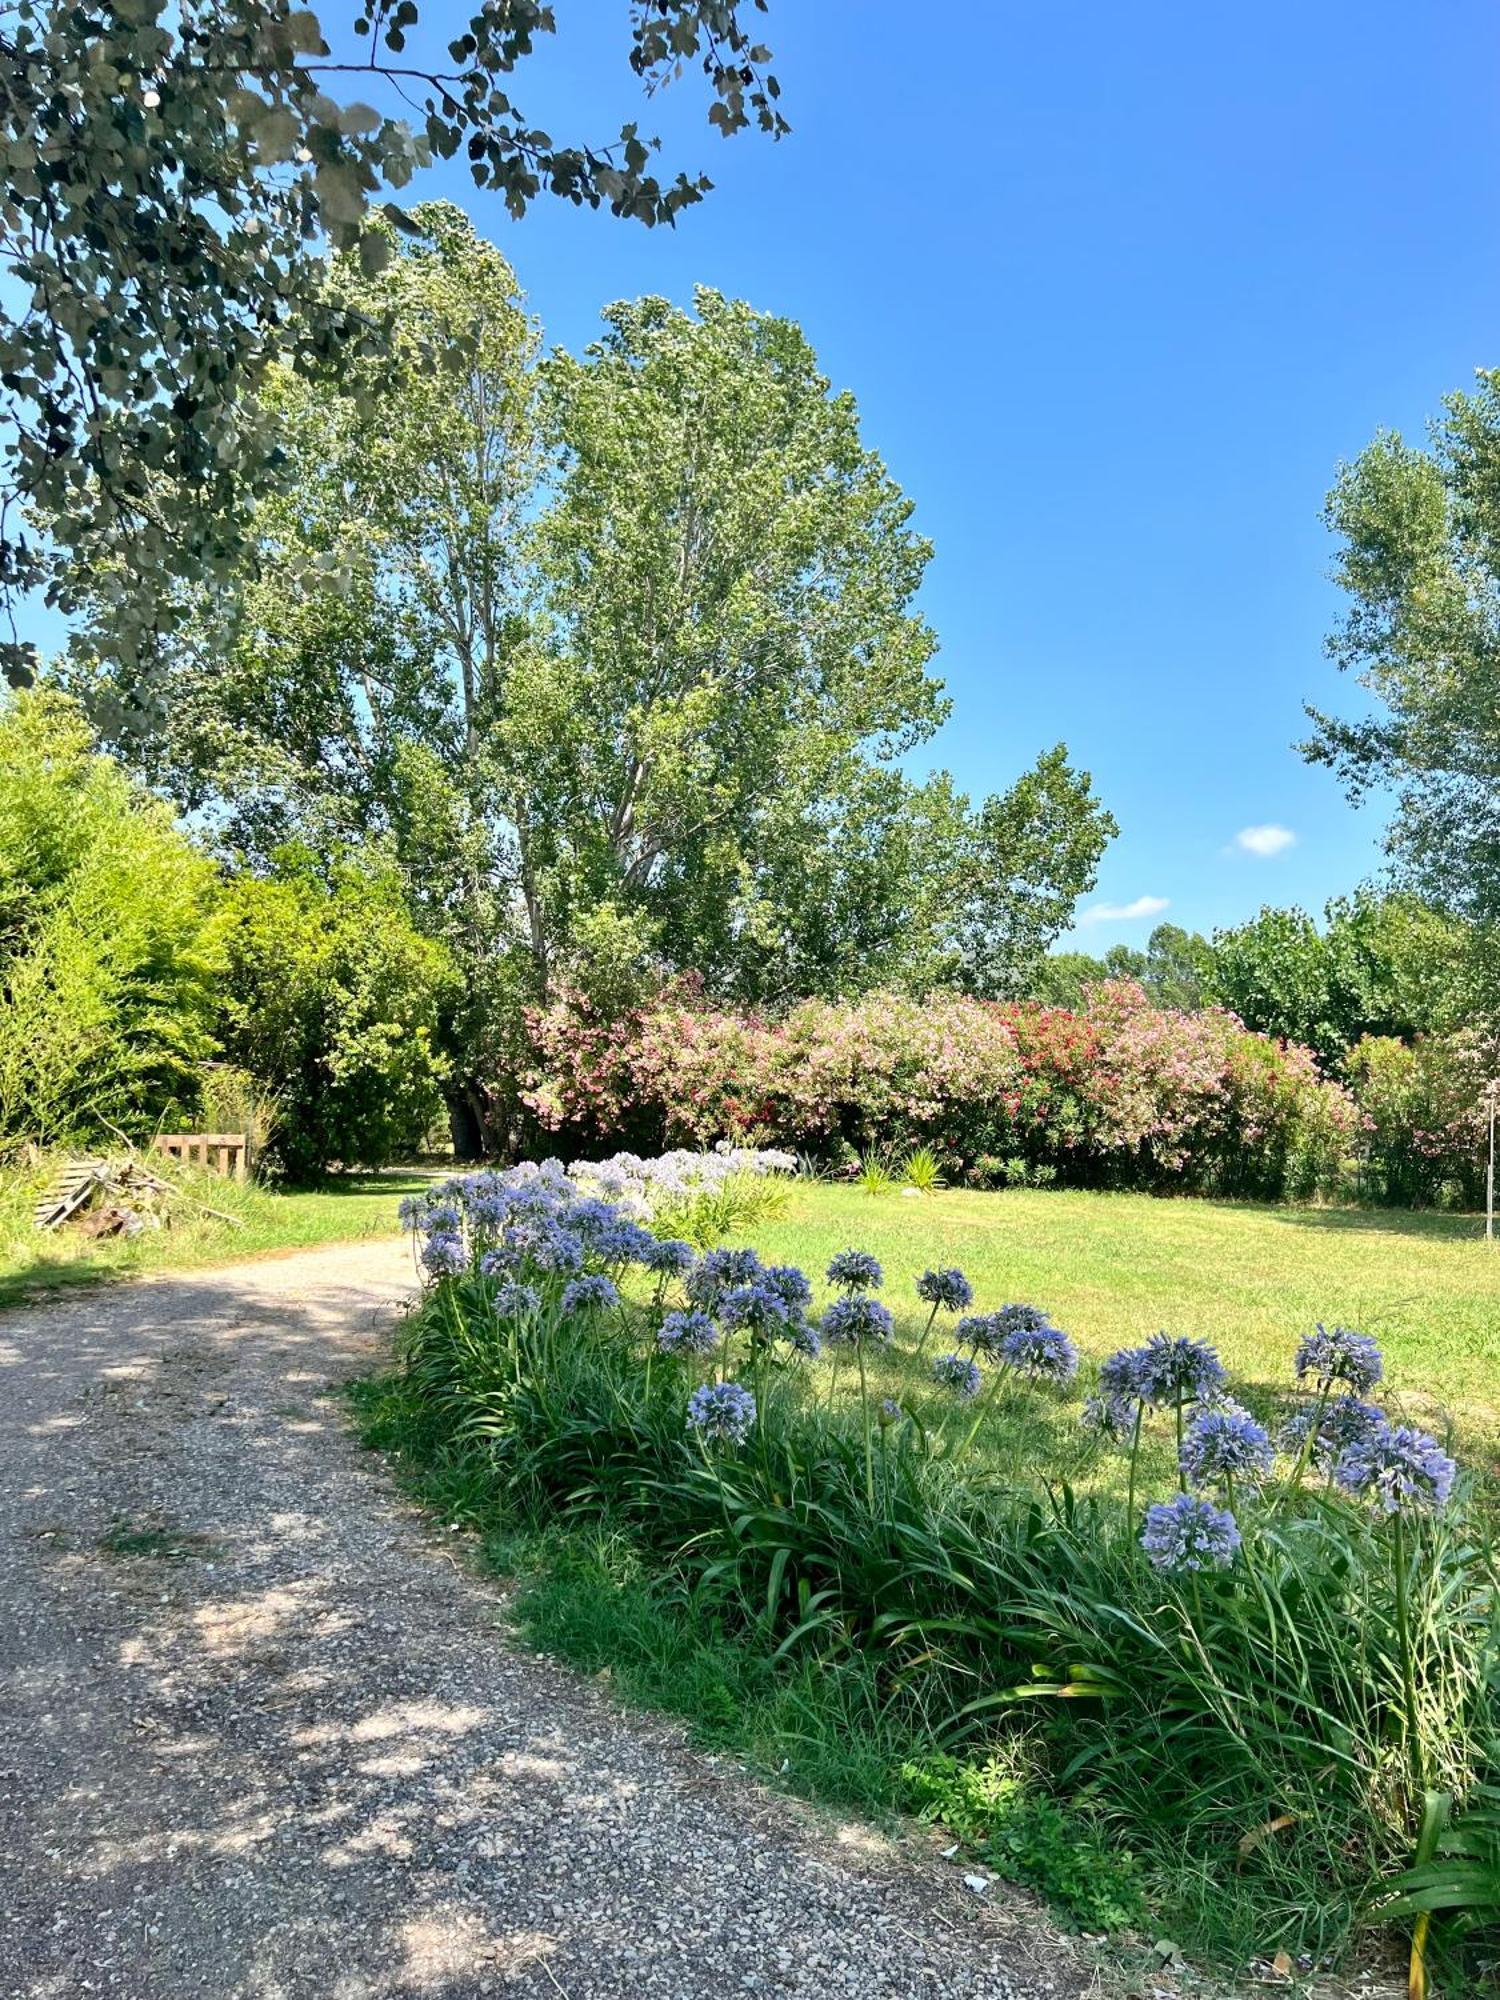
1258 1202 1487 1244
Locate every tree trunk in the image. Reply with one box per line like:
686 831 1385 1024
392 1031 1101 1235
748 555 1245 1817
448 1091 486 1163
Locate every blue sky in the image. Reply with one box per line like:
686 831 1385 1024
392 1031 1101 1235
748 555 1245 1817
409 0 1498 945
32 2 1500 944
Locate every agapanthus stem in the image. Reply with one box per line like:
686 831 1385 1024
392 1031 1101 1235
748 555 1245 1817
1126 1402 1145 1541
1393 1512 1424 1796
1286 1379 1333 1502
958 1365 1011 1459
915 1302 940 1359
856 1344 875 1510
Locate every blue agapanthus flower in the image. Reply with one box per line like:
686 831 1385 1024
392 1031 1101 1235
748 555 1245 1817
529 1228 585 1275
492 1280 541 1319
993 1303 1052 1337
656 1308 721 1357
784 1317 822 1360
566 1197 622 1242
1140 1491 1242 1573
1295 1324 1384 1396
763 1264 814 1310
917 1268 974 1311
561 1275 619 1315
686 1247 763 1309
1279 1395 1385 1468
687 1381 757 1445
641 1237 697 1277
1080 1392 1138 1441
1335 1422 1456 1515
595 1220 656 1266
718 1284 791 1340
1099 1345 1152 1403
820 1294 895 1347
422 1201 463 1235
478 1246 516 1278
464 1191 511 1234
1180 1408 1274 1488
932 1351 983 1399
998 1322 1079 1383
1135 1334 1227 1407
826 1248 883 1291
957 1312 1004 1356
878 1397 905 1426
420 1230 467 1278
397 1193 428 1231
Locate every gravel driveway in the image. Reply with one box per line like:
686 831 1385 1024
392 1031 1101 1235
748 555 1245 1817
0 1240 1088 2000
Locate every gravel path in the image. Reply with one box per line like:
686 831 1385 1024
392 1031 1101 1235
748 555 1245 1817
0 1241 1089 2000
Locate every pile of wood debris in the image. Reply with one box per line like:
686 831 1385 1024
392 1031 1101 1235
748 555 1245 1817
33 1156 241 1240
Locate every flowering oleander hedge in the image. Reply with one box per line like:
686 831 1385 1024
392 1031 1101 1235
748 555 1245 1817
520 982 1358 1200
1345 1031 1495 1209
376 1165 1499 1972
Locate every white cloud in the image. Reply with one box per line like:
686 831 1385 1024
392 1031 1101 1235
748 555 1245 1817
1079 894 1170 926
1233 823 1297 858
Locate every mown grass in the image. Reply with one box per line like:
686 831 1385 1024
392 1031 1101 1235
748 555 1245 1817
0 1155 421 1309
738 1184 1500 1480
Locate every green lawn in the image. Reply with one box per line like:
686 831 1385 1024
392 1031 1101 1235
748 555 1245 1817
738 1183 1500 1488
0 1159 420 1310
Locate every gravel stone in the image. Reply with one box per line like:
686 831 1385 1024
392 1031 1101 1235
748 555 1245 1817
0 1241 1088 1999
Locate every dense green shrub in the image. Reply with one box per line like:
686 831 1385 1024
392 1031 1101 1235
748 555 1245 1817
215 846 458 1178
0 692 222 1148
1345 1033 1493 1209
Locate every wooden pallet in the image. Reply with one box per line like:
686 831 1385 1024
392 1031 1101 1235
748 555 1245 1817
33 1157 174 1232
151 1133 249 1179
33 1158 110 1232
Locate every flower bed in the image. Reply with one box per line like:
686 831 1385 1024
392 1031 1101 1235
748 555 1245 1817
381 1163 1499 1976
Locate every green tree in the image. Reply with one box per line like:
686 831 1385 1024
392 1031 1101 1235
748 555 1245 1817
216 845 458 1178
1306 373 1500 919
527 290 1112 1001
1028 924 1212 1012
1207 893 1471 1067
1142 922 1214 1010
75 229 1115 1140
0 691 222 1145
70 204 541 1150
1 1 786 686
